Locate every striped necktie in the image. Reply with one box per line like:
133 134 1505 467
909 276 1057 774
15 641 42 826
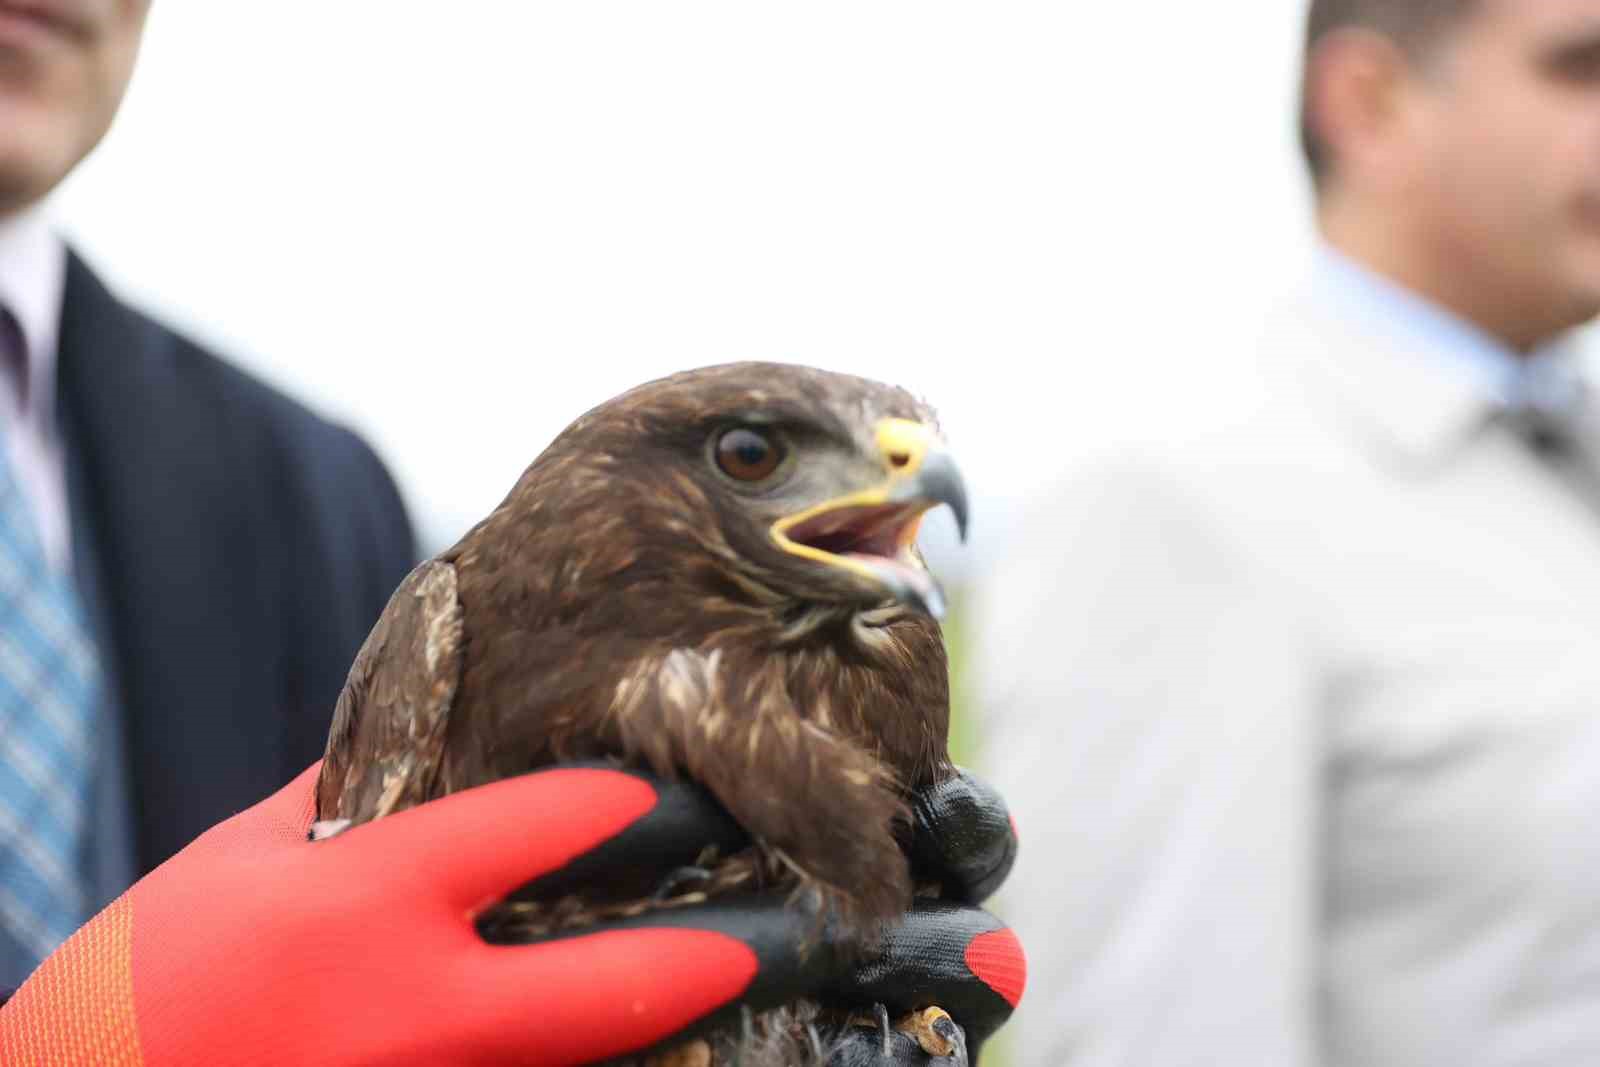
0 307 99 972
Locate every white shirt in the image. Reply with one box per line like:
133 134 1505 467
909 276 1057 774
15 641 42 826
979 253 1600 1066
1314 244 1586 413
0 206 72 572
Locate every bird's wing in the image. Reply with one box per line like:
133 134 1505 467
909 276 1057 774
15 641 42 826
315 560 464 825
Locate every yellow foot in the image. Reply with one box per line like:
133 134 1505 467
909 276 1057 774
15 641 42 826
848 1004 961 1058
898 1006 958 1058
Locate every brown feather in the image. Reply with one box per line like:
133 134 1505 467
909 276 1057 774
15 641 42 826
319 560 464 823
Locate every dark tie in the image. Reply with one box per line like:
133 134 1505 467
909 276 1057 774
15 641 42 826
1494 381 1600 539
0 308 100 973
1503 402 1575 458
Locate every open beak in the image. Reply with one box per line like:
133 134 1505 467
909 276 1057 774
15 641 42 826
771 418 969 619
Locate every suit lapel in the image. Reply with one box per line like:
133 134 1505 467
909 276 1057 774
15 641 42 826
56 254 286 871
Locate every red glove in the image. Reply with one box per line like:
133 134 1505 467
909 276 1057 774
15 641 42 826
0 763 815 1065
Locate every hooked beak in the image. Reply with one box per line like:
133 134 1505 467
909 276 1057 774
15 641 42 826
770 418 969 619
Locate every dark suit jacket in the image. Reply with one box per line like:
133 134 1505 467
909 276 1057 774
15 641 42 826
57 253 417 875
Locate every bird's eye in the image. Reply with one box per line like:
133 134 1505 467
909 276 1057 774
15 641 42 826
715 427 784 482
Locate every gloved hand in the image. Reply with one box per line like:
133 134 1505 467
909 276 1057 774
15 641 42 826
820 768 1025 1065
908 769 1020 908
0 762 1023 1066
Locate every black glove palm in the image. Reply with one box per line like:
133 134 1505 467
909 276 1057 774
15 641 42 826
514 765 1024 1064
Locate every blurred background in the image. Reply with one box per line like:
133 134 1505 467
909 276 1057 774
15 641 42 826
48 2 1313 575
40 4 1332 785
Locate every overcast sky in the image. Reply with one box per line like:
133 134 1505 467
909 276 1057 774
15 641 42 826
46 3 1317 569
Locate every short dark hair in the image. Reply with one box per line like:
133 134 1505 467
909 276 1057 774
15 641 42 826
1300 0 1481 182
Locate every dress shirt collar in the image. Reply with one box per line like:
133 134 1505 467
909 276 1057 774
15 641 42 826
1287 244 1588 466
0 205 66 430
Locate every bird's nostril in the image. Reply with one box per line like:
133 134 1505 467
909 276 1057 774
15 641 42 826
889 452 911 469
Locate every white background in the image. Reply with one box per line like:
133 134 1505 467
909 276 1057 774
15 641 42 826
48 3 1317 566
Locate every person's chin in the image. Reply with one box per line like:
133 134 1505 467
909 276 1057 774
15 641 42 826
1544 231 1600 328
1555 275 1600 332
0 118 75 216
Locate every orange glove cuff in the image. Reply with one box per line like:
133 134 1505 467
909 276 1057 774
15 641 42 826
0 896 141 1066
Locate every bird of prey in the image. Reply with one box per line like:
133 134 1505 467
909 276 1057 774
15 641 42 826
315 362 971 1064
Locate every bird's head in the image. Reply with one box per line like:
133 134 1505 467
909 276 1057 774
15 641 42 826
517 362 968 629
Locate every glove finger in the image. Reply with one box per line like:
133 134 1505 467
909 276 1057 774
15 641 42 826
573 893 846 1032
444 925 764 1064
828 901 1024 1046
907 770 1017 905
320 767 665 911
507 763 749 905
463 892 842 1060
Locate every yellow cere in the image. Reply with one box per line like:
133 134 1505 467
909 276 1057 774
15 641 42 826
874 418 937 477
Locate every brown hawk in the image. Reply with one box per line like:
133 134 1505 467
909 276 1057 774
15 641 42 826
315 362 971 1063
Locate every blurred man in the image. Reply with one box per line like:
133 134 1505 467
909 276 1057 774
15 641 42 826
0 0 416 985
980 1 1600 1063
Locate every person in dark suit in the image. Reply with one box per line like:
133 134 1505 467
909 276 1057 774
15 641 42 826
55 253 417 904
0 0 416 986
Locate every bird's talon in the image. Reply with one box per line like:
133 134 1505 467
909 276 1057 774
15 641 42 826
898 1006 960 1059
652 864 714 903
876 1002 892 1055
